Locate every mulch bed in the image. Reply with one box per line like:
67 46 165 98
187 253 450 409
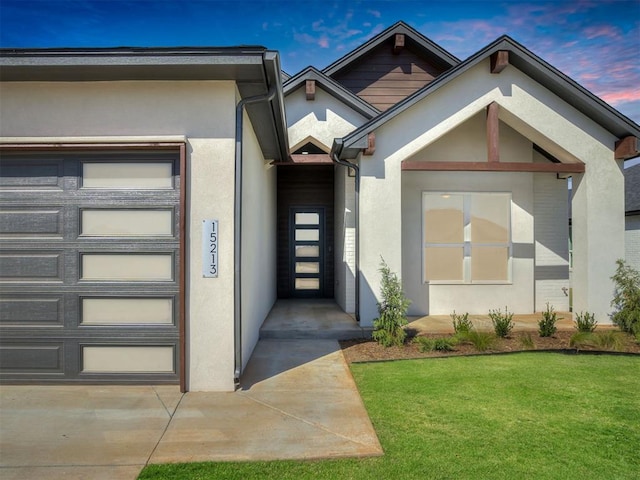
340 330 640 364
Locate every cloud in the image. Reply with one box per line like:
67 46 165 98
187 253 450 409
367 9 381 18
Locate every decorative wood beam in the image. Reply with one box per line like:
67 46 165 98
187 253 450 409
363 132 376 156
615 136 639 160
401 161 585 173
486 102 500 163
490 50 509 74
305 79 315 101
272 154 333 165
393 34 405 54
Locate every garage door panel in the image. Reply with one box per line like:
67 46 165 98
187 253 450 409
81 297 175 325
0 208 64 238
0 344 64 373
0 159 65 190
0 151 181 383
0 295 64 326
0 251 65 281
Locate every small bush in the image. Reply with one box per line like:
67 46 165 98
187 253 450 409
570 331 625 351
489 306 514 338
570 331 594 350
457 330 495 352
520 332 535 349
433 337 457 351
451 311 473 334
414 336 457 352
539 303 561 337
372 258 410 347
574 311 598 333
610 259 640 335
414 336 434 352
592 331 624 351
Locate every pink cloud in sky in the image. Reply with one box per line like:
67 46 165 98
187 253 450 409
583 25 622 40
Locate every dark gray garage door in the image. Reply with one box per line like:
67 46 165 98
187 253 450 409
0 150 181 383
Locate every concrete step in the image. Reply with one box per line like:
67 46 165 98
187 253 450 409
260 327 372 340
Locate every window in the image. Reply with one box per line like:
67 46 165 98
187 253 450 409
423 192 511 283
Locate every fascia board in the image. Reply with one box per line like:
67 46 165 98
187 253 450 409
338 36 640 158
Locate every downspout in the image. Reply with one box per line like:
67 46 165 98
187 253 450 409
331 151 360 322
234 84 277 389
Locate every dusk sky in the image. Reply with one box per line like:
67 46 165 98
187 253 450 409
1 0 639 123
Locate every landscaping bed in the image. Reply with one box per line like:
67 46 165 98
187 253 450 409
340 330 640 363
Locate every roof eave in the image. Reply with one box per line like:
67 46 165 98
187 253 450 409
283 66 380 119
338 35 640 156
322 21 460 77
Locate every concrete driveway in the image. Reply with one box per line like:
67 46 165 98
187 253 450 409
0 339 382 480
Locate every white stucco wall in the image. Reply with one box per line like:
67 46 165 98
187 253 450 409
401 171 535 315
285 85 367 151
334 166 356 313
241 109 277 370
0 80 240 391
626 215 640 271
533 167 570 312
355 57 622 325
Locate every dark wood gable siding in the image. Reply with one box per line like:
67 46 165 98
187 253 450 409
277 166 334 298
331 42 449 111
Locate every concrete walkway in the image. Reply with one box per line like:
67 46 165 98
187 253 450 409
0 340 382 480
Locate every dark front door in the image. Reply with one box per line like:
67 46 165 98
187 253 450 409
290 208 324 297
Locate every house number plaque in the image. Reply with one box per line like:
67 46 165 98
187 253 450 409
202 219 219 278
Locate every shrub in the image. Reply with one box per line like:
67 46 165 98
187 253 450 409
570 331 625 351
489 306 514 338
433 337 457 351
592 331 624 351
414 336 434 352
520 332 535 349
414 336 457 352
570 331 595 350
538 303 561 337
451 311 473 334
574 311 598 333
457 330 495 352
610 259 640 335
372 258 411 347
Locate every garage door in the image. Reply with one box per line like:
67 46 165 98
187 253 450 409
0 149 182 384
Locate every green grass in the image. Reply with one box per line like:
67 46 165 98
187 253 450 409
139 353 640 480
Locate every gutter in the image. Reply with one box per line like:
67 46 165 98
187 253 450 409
331 142 360 322
234 83 277 389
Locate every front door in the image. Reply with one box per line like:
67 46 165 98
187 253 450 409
290 208 324 297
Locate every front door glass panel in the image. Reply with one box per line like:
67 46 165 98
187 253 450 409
291 208 323 296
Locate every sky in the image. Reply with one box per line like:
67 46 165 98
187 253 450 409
1 0 639 124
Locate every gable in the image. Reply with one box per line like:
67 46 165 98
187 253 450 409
285 82 369 152
330 39 451 112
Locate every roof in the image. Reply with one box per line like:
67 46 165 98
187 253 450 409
333 35 640 159
626 164 640 214
283 66 380 119
0 46 289 161
322 21 459 77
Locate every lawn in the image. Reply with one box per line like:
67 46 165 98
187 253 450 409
139 353 640 479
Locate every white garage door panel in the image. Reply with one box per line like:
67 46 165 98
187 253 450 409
0 151 181 383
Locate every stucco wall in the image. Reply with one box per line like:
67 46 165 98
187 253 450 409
0 80 240 391
402 171 535 315
626 215 640 271
533 167 570 312
355 57 622 325
241 109 277 370
334 166 356 313
286 85 367 151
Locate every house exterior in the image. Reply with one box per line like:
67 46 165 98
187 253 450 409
1 22 639 391
625 164 640 270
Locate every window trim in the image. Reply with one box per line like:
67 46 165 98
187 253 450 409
422 191 512 285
